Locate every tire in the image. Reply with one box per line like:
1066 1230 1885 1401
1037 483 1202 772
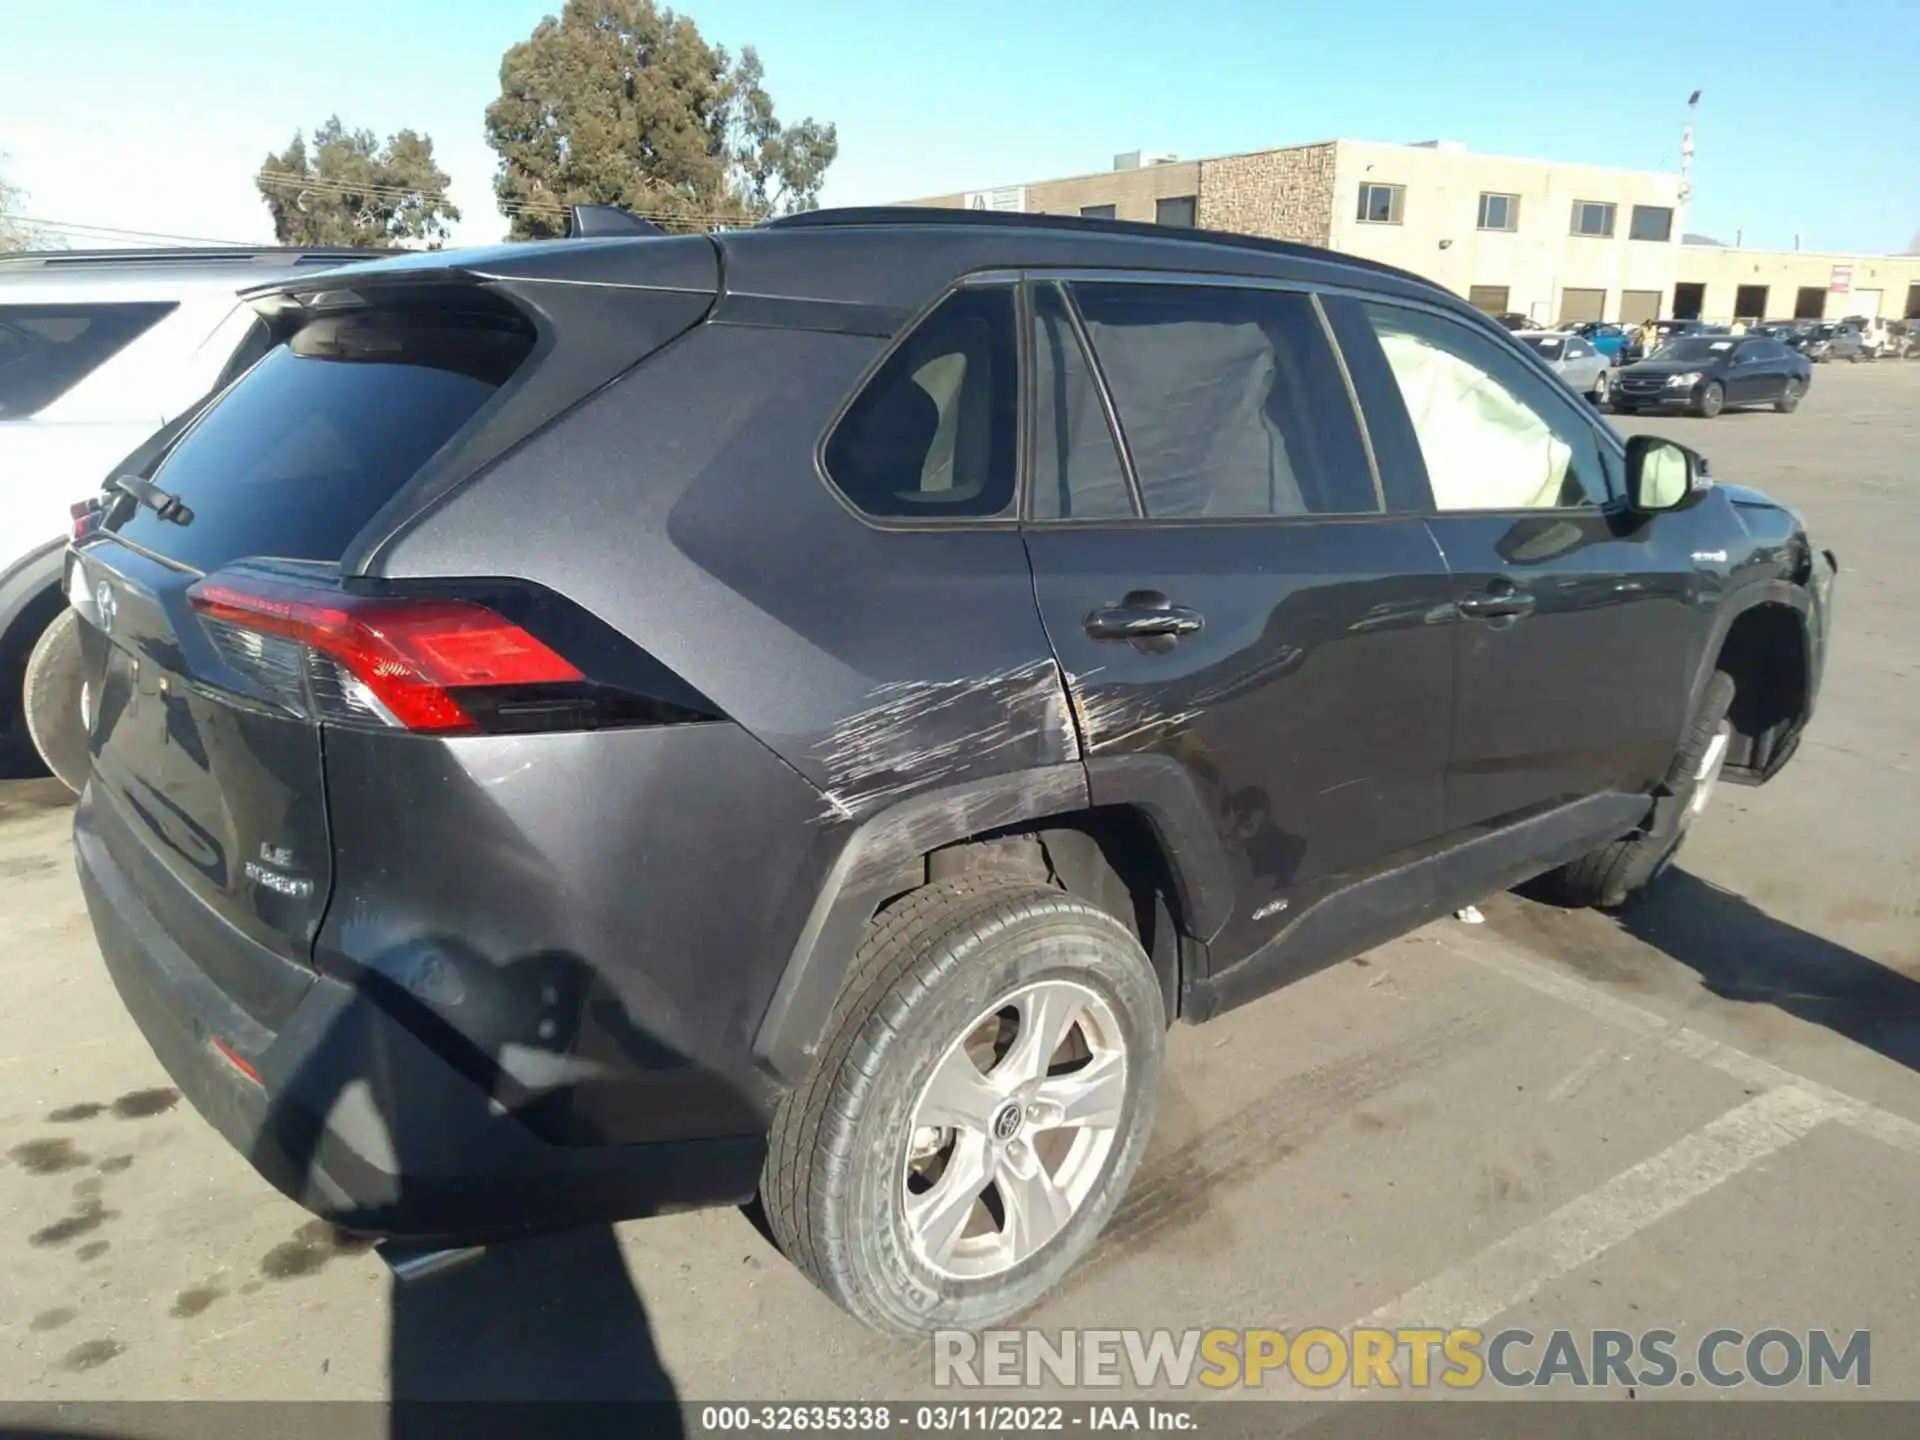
1694 380 1724 418
1541 671 1737 910
23 607 88 795
761 877 1166 1336
1775 378 1803 413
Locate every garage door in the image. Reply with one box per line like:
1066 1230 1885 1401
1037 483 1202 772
1845 289 1883 320
1467 285 1510 315
1620 290 1662 324
1559 288 1606 323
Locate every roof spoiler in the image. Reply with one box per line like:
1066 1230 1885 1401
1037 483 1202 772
566 204 663 239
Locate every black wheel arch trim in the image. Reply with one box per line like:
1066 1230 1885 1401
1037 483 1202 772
1690 577 1824 785
751 756 1233 1084
0 537 69 662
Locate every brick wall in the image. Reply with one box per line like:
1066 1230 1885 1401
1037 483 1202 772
1197 144 1337 246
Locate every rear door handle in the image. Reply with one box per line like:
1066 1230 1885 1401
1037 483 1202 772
1456 586 1537 620
1083 591 1205 649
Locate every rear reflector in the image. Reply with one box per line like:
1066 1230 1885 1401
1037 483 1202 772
187 573 582 733
211 1036 262 1084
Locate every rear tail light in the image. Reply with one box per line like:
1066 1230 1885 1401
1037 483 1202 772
70 499 102 541
187 571 582 734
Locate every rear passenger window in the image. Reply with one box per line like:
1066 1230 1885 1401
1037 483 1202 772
824 287 1017 519
1070 283 1379 519
0 301 176 419
1029 283 1134 520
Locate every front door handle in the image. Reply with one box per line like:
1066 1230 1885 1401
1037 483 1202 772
1084 590 1205 650
1457 585 1537 620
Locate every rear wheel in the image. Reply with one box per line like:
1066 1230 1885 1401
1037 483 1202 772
1694 380 1725 418
761 878 1165 1336
1775 378 1803 413
1540 671 1736 910
23 608 88 795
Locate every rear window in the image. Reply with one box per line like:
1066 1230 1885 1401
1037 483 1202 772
0 302 176 419
112 307 533 571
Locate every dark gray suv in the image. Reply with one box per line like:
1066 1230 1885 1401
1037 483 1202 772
69 209 1835 1336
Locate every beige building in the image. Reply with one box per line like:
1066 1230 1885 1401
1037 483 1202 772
906 139 1920 327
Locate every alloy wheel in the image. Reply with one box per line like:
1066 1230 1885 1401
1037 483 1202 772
903 979 1127 1279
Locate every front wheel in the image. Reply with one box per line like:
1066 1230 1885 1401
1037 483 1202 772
1775 378 1803 413
761 878 1165 1336
1694 380 1725 418
23 607 88 795
1540 671 1737 910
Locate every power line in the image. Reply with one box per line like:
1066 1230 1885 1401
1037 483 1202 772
0 212 258 246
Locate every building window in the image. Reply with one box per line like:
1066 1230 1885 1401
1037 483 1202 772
1356 183 1405 225
1570 201 1616 238
1080 204 1116 220
1155 195 1196 228
1476 193 1518 231
1467 286 1511 315
1629 205 1674 242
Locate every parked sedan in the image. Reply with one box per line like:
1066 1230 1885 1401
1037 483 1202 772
1555 320 1629 361
1517 330 1612 404
1611 333 1812 417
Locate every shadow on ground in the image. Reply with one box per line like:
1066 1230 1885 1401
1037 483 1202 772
1509 866 1920 1074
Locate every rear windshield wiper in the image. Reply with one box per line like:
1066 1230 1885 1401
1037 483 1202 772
110 473 194 526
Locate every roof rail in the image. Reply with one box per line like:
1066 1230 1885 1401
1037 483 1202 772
0 245 398 272
763 206 1434 289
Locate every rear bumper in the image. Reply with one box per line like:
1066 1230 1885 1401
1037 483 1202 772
76 788 766 1241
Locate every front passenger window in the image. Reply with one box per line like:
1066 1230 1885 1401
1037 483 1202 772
1361 303 1613 512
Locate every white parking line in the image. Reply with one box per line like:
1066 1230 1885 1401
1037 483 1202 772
1432 926 1920 1160
1358 1085 1836 1331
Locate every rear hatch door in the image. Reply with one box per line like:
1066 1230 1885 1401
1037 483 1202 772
70 252 717 1015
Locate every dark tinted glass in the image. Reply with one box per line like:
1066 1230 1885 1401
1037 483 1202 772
1155 196 1196 228
1656 337 1735 362
1629 205 1675 241
1072 283 1379 519
0 302 175 418
1029 284 1133 520
824 287 1017 519
113 308 532 571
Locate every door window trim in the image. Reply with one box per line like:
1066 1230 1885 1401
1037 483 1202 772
1345 294 1629 519
1016 268 1393 529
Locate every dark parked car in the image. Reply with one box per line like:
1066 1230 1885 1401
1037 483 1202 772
66 207 1836 1337
1613 333 1813 417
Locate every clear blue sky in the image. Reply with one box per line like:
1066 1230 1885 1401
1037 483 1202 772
2 0 1916 253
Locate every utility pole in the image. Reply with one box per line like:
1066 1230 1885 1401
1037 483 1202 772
1678 89 1701 205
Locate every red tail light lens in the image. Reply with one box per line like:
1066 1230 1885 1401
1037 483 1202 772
187 573 582 733
70 500 102 541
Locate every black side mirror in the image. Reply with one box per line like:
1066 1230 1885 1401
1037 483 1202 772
1625 435 1711 513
